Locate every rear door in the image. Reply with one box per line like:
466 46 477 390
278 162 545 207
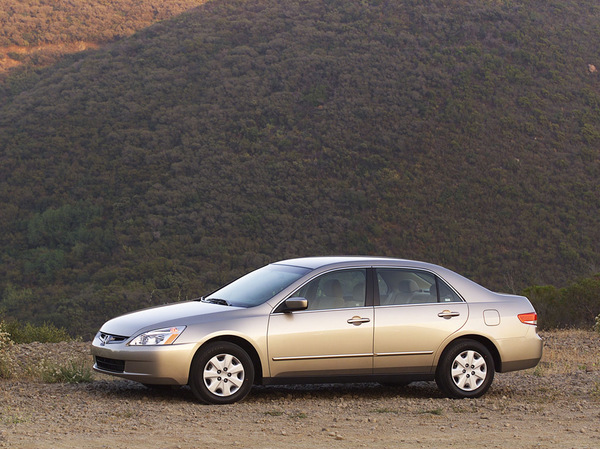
373 268 468 374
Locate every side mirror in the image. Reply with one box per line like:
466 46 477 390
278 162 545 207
283 297 308 312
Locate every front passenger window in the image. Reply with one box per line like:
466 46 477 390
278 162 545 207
290 269 367 310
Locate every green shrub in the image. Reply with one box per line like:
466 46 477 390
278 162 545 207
4 320 72 344
0 321 14 379
523 284 561 329
6 51 26 62
524 274 600 330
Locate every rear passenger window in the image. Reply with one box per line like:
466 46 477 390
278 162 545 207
376 269 437 305
437 278 462 303
376 269 462 305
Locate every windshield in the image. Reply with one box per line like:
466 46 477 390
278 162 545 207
205 264 311 307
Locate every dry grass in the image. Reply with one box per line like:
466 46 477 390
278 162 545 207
533 329 600 376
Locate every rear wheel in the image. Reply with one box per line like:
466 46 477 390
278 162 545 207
189 342 254 404
435 339 495 399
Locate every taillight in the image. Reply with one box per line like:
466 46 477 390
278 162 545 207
518 312 537 325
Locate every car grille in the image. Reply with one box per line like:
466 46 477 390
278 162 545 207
98 332 128 344
95 356 125 373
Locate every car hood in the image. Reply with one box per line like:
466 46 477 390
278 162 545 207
99 301 243 337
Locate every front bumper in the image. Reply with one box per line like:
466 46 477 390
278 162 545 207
91 335 197 385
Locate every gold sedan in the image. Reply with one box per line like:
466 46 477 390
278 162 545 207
92 257 542 404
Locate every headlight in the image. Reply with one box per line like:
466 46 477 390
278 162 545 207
128 326 186 346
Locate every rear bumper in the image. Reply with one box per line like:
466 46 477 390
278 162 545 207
496 327 543 373
500 357 541 372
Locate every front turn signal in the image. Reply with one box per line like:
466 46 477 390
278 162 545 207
518 312 537 325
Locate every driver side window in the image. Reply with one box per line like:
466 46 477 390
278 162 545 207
290 269 366 310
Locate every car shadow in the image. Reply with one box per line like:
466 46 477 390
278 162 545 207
247 381 445 402
83 379 448 403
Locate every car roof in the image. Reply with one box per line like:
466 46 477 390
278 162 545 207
273 256 498 300
274 256 433 270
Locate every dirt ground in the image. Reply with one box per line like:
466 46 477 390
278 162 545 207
1 330 599 449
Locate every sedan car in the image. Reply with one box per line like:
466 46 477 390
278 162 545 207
92 256 542 404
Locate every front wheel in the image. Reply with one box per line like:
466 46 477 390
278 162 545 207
189 342 255 404
435 339 495 399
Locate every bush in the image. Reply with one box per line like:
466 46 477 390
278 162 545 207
38 359 93 384
522 284 561 329
6 51 26 62
0 320 14 378
524 274 600 330
3 320 72 343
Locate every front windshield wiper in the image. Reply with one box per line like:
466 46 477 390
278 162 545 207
200 297 231 306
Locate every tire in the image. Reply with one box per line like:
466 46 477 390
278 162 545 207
189 342 254 404
435 339 495 399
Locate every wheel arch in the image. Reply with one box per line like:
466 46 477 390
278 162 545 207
190 335 264 385
437 334 501 374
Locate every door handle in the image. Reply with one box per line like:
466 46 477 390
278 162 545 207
438 310 460 319
347 316 370 326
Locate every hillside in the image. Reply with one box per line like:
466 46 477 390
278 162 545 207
0 0 206 76
0 0 599 337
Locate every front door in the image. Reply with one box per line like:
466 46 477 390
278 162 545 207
267 268 374 378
